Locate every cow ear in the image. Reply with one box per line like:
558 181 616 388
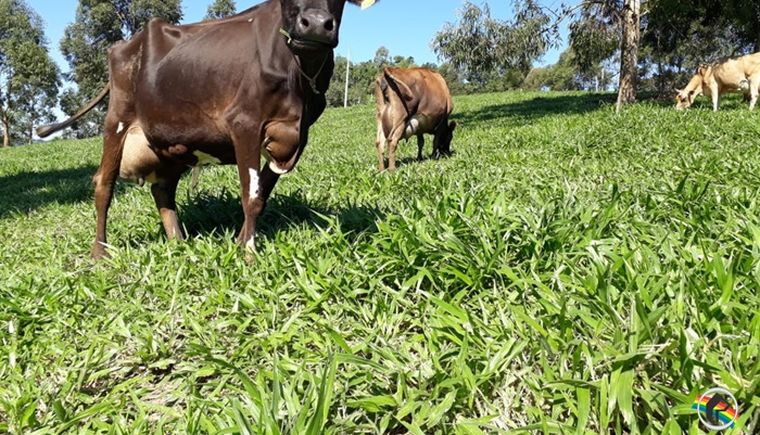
348 0 377 9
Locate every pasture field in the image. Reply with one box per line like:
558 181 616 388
1 91 759 434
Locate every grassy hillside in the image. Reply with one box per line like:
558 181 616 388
1 92 758 433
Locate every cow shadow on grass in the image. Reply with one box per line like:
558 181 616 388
179 189 383 241
455 93 616 127
0 165 97 220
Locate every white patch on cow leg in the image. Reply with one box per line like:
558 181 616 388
248 168 260 201
245 236 256 252
117 122 125 134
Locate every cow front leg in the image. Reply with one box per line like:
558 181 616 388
151 165 186 241
236 166 280 252
748 76 760 110
710 87 720 111
91 125 126 259
416 135 425 161
229 123 269 252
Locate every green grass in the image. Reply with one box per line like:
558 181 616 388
1 91 759 434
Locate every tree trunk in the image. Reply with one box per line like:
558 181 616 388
616 0 640 113
1 113 10 148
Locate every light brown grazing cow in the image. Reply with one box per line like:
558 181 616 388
374 67 456 171
675 52 760 111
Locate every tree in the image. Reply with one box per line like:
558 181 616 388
616 0 639 112
373 46 389 67
569 2 619 82
436 63 472 95
0 0 59 147
523 49 588 91
716 0 760 51
433 1 551 86
60 0 182 138
205 0 236 20
433 0 648 109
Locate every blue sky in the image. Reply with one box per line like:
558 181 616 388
27 0 570 77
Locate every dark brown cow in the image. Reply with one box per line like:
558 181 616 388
374 67 456 171
37 0 376 259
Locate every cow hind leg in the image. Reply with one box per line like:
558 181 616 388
151 164 187 241
387 124 405 172
91 126 127 259
416 135 424 161
375 122 387 171
711 86 720 111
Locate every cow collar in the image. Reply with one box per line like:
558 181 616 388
279 28 330 95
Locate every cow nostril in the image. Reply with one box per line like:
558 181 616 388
300 17 310 28
324 19 334 32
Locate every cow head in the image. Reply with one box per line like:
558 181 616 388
434 121 457 157
674 87 699 110
279 0 375 52
675 67 708 110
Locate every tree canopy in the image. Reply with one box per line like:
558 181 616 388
433 1 553 85
206 0 237 20
0 0 59 147
59 0 182 138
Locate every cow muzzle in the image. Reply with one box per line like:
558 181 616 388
293 9 338 48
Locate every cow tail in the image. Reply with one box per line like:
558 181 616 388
383 68 414 101
36 84 110 138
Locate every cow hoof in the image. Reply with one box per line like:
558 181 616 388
237 235 257 261
91 243 110 260
242 243 257 263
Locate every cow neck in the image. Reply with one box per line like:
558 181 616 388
277 29 330 95
293 52 329 95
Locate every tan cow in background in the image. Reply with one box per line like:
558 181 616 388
374 67 456 171
675 52 760 111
